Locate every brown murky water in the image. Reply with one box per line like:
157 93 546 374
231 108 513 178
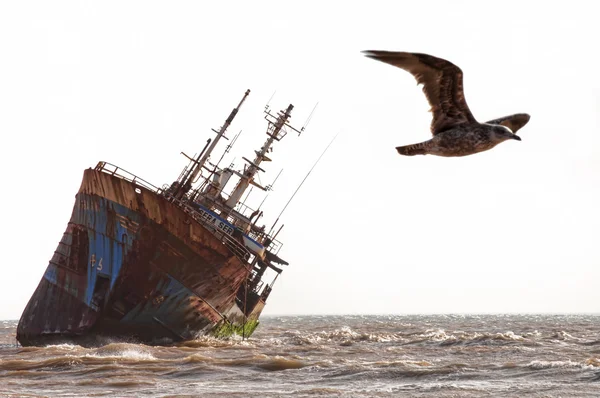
1 315 599 397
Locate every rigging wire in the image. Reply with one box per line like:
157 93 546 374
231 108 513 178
300 102 319 134
269 131 340 235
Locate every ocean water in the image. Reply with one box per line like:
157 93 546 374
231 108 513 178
1 315 599 397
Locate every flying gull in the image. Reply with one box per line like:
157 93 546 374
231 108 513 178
363 51 530 157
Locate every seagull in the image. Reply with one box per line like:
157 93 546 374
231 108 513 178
362 51 530 157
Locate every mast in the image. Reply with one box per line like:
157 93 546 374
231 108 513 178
177 89 250 197
224 104 301 210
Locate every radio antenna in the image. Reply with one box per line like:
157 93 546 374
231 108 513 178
299 102 318 136
265 91 276 111
257 168 283 211
213 129 242 171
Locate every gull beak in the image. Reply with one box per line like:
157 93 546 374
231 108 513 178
512 135 521 141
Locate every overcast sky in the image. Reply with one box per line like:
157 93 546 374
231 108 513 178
1 1 599 320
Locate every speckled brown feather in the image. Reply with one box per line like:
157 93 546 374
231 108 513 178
362 50 477 135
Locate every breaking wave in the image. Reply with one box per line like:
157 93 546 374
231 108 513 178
280 326 404 346
2 315 600 397
527 359 600 370
271 327 538 348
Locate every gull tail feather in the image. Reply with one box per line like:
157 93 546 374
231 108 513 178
396 142 428 156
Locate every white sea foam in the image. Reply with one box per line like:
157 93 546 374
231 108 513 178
90 344 156 361
44 343 81 350
3 314 600 397
527 359 597 370
554 331 580 340
420 329 454 342
494 331 524 341
283 326 404 346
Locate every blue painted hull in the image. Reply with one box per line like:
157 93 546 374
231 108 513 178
17 169 258 346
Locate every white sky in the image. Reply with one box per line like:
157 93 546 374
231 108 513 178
1 1 599 320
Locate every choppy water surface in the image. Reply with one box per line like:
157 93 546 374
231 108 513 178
1 315 599 397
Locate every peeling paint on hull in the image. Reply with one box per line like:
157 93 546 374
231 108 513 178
17 169 258 347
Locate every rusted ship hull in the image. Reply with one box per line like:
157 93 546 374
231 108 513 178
17 168 263 346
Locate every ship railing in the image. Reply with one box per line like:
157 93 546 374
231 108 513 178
196 195 284 255
253 280 265 295
95 162 163 194
265 238 283 256
234 201 258 220
208 188 259 221
260 284 273 300
164 193 252 263
222 234 252 262
95 161 251 264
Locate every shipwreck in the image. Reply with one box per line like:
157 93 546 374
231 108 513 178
17 90 309 346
